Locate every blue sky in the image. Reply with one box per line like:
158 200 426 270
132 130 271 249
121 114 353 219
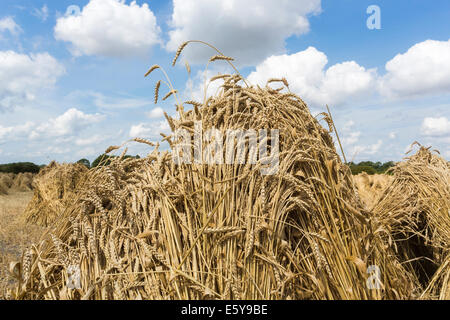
0 0 449 164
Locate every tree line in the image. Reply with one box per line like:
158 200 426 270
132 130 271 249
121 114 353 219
0 154 140 173
1 157 394 175
348 161 396 175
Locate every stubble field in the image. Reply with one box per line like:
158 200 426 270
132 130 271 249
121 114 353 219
0 191 44 297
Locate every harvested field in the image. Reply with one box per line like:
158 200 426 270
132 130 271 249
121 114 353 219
0 191 45 298
1 42 449 300
24 162 89 227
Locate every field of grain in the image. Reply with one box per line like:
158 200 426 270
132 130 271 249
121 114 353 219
1 42 448 300
0 191 45 298
0 173 34 195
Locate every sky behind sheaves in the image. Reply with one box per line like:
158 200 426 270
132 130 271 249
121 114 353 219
0 0 449 165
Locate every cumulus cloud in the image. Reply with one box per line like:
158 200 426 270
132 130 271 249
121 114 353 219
421 117 450 137
167 0 321 66
248 47 376 107
65 91 152 109
339 119 383 158
0 17 22 36
0 51 65 111
342 131 361 146
91 92 151 109
54 0 161 57
351 140 383 157
366 140 383 155
30 108 104 139
75 134 106 146
342 120 355 131
0 114 105 159
185 67 233 102
0 122 35 141
340 120 363 154
129 121 170 138
380 39 450 98
246 39 450 107
76 147 97 157
146 107 165 119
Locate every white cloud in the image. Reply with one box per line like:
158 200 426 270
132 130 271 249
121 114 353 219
45 145 70 155
91 92 151 109
0 122 35 141
33 5 49 22
65 91 152 109
0 17 22 36
30 108 104 139
339 120 383 158
342 131 361 146
129 121 170 138
380 39 450 98
0 51 65 111
351 140 383 157
339 120 362 151
389 132 397 139
167 0 321 66
186 68 232 102
76 147 97 157
366 140 383 155
146 107 165 119
342 120 355 131
421 117 450 137
246 39 450 108
54 0 161 57
75 134 106 146
329 119 363 160
248 47 376 107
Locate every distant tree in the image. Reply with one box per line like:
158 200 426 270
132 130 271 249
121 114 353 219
0 162 41 174
348 160 396 175
380 161 395 173
350 165 377 175
76 158 91 168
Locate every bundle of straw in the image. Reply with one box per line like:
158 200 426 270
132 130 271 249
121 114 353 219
24 162 89 227
353 173 393 210
373 145 450 299
8 65 416 300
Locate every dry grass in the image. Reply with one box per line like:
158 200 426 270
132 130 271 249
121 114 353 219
372 145 450 299
24 162 89 227
353 173 393 210
6 62 414 300
2 42 449 300
0 173 34 195
0 191 45 298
